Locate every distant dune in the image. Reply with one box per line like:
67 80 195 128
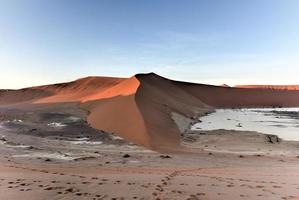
2 73 299 151
175 81 299 108
236 85 299 90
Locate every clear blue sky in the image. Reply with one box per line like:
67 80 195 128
0 0 299 89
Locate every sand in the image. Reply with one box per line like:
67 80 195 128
1 73 299 199
0 117 299 200
1 162 299 200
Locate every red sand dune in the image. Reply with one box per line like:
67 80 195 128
2 73 299 151
236 85 299 90
175 81 299 108
34 76 126 103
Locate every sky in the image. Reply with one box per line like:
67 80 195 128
0 0 299 89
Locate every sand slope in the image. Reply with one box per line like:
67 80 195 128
134 73 208 150
34 76 126 103
82 77 152 148
0 88 51 105
2 73 299 151
175 81 299 108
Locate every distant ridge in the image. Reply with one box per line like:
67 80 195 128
221 84 230 87
235 85 299 90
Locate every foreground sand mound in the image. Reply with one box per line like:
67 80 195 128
2 73 299 151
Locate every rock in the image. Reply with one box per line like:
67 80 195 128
0 136 6 142
123 154 130 158
266 134 281 144
44 158 52 162
236 123 242 127
26 146 35 150
255 154 263 157
184 136 196 142
160 155 172 159
73 156 96 161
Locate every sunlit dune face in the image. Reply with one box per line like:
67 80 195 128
33 76 140 104
81 76 140 102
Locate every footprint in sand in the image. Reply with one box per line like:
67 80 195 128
44 186 64 191
152 192 158 196
187 194 200 200
256 185 265 188
65 187 79 193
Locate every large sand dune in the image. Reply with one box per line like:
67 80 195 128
2 73 299 151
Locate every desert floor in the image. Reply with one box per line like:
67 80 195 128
0 105 299 200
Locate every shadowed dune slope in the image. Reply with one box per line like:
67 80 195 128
2 73 299 151
0 88 51 105
134 73 208 151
